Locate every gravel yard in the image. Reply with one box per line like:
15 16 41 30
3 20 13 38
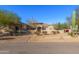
1 33 79 43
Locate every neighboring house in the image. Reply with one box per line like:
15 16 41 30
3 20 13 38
35 23 48 34
27 22 58 35
26 22 48 34
42 25 58 34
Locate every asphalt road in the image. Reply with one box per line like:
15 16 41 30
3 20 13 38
0 41 79 54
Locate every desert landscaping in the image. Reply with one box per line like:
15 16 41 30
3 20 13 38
0 7 79 43
1 32 79 43
0 5 79 54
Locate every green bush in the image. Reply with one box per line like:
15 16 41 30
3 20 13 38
68 32 75 37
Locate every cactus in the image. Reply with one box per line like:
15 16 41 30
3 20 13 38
70 11 78 37
72 11 76 30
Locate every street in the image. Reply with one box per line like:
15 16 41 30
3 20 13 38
0 41 79 53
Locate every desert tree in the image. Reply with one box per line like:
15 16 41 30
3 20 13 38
0 10 21 27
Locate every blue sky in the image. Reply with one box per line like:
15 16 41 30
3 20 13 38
0 5 78 24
